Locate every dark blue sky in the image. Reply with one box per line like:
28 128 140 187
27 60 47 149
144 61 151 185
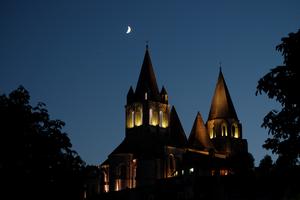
1 0 299 166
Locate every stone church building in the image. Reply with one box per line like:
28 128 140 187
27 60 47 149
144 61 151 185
99 46 248 194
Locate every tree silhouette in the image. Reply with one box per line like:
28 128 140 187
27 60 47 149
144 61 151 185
0 86 85 200
227 152 255 175
256 29 300 168
257 155 273 176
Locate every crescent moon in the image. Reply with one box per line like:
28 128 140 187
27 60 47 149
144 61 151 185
126 26 132 34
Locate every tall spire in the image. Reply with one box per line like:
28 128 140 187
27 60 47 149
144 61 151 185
188 112 214 150
208 69 238 120
135 46 160 101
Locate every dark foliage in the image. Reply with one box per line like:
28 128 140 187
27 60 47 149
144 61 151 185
257 155 273 176
256 29 300 168
228 152 255 175
0 86 85 200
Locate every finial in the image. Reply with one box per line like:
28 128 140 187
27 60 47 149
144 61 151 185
219 61 222 72
146 40 149 50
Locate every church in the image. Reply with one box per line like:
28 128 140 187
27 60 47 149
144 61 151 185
99 45 248 194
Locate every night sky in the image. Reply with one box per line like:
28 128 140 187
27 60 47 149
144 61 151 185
1 0 299 166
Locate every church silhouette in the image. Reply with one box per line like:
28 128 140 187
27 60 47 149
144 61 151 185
85 46 250 199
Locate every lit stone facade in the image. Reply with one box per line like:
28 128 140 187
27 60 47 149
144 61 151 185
99 46 248 193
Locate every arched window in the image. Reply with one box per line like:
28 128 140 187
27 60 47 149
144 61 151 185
222 123 227 137
127 110 134 128
209 125 214 139
159 111 163 127
132 111 135 126
149 108 153 125
135 105 142 126
232 123 239 138
149 108 158 126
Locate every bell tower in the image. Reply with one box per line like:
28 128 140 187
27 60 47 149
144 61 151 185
206 68 247 156
125 45 170 136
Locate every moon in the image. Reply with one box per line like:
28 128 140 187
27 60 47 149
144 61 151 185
126 26 132 34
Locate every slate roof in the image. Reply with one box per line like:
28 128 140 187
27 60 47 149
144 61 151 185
208 69 238 120
188 112 214 151
169 106 188 147
135 46 160 101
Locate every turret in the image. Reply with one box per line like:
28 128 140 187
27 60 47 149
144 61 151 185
206 68 247 155
125 46 170 131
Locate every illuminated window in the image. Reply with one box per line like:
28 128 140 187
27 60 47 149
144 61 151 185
162 110 169 128
132 159 137 188
127 111 134 128
164 95 168 101
159 111 163 127
149 109 158 126
135 106 142 126
145 92 147 100
115 179 121 191
209 126 214 139
232 123 239 138
220 169 229 176
222 123 227 136
101 170 109 193
149 108 153 125
211 170 216 176
104 185 109 193
189 168 194 174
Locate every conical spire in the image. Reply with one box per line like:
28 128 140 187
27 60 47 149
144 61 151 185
135 46 160 101
208 69 238 120
169 106 187 147
188 112 214 150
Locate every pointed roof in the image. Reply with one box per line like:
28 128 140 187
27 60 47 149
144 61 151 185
208 68 238 120
135 46 160 100
188 112 214 150
169 106 187 147
127 86 135 103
